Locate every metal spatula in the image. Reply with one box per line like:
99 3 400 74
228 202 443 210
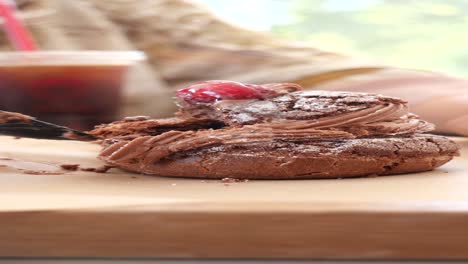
0 110 97 141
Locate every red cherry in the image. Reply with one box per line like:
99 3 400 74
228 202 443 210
176 81 276 104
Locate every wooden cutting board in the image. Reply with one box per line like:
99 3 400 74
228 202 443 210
0 136 468 260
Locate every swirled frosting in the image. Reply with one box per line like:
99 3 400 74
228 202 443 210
177 88 433 137
93 84 436 167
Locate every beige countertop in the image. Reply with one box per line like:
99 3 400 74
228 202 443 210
0 136 467 260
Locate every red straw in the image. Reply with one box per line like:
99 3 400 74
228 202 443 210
0 0 37 51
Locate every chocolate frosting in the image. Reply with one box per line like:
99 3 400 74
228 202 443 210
96 84 437 167
177 89 433 136
100 125 355 166
0 111 32 123
90 116 225 140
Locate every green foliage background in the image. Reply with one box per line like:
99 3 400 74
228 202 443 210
271 0 468 77
199 0 468 77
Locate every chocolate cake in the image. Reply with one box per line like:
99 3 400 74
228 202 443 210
90 81 460 179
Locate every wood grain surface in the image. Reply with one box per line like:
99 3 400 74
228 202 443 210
0 136 467 260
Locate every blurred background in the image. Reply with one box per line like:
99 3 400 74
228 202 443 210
198 0 468 78
0 0 467 135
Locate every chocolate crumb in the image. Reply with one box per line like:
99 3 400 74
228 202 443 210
131 176 137 179
80 165 114 173
80 167 95 172
95 165 114 173
60 164 80 171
